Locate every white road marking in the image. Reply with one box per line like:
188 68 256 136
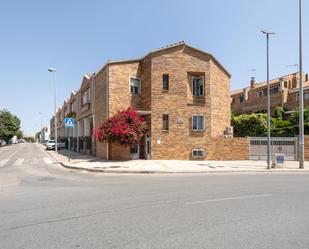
32 158 39 165
13 158 24 166
43 157 53 164
0 159 9 167
185 194 272 205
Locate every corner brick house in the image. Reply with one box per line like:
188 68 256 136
94 42 231 160
51 42 240 160
231 72 309 115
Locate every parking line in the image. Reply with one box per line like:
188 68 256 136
43 157 53 164
0 159 9 167
185 194 272 205
13 158 24 166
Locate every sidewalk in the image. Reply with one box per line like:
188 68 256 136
43 147 309 174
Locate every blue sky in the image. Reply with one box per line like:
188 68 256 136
0 0 308 135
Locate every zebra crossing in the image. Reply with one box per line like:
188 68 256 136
0 157 54 168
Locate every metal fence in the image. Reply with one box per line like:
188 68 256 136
249 137 298 161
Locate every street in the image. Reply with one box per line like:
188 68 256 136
1 144 309 249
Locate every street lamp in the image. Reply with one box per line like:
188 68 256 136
48 67 58 153
298 0 304 169
39 112 43 143
261 30 275 169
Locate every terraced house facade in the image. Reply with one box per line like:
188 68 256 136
51 42 237 160
231 72 309 114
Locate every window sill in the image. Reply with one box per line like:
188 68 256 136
162 130 169 132
162 90 169 93
192 129 205 132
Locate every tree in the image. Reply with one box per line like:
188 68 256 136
93 107 146 146
289 108 309 125
0 109 21 142
232 113 269 137
273 107 285 120
16 130 23 139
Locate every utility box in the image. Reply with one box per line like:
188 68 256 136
272 153 285 168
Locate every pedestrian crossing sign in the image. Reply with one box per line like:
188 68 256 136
65 117 74 128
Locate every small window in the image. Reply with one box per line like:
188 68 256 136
270 87 279 95
130 77 141 94
192 115 205 131
239 95 244 103
263 89 267 96
258 91 263 97
163 74 169 91
162 114 169 131
192 77 204 96
130 144 139 154
82 89 90 105
192 149 205 158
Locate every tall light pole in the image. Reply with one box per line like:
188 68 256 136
48 68 58 153
299 0 304 169
39 112 43 143
262 30 275 169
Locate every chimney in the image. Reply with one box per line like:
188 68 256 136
250 77 256 88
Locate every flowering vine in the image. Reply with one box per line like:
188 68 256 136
93 107 146 146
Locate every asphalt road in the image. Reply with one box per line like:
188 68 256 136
1 143 309 249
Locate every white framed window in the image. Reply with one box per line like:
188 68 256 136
192 149 205 158
192 76 204 96
129 77 141 94
192 115 205 131
82 88 90 105
296 92 309 102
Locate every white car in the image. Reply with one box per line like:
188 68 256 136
0 139 6 147
46 140 65 150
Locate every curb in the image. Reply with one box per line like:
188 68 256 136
58 162 309 174
37 143 63 165
40 144 309 174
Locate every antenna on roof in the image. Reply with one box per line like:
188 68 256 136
248 68 256 78
287 64 299 72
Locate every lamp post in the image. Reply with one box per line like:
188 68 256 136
39 112 43 143
262 30 275 169
48 67 58 153
299 0 304 169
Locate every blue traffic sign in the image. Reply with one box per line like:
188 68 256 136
64 117 74 128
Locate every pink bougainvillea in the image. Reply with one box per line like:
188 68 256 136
93 107 146 146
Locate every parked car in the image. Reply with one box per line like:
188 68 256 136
17 139 25 143
0 139 6 147
45 140 65 150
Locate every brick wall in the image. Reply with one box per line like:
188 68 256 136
150 45 231 160
94 66 108 159
206 137 249 160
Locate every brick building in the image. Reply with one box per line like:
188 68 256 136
231 72 309 114
51 42 237 160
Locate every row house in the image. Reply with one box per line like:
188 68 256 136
231 72 309 114
51 42 232 160
51 75 95 155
